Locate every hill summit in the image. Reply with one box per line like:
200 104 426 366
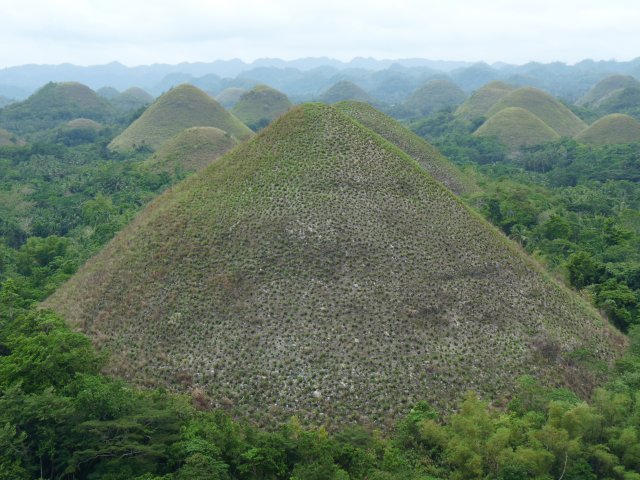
455 81 515 121
46 103 624 426
0 82 113 134
404 79 467 117
231 85 292 131
575 113 640 145
318 81 373 104
108 84 252 152
577 75 640 107
488 87 587 137
474 107 560 151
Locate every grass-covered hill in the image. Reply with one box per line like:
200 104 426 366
142 126 238 175
596 86 640 119
474 107 560 151
110 87 154 112
231 84 292 131
318 80 373 104
577 74 640 107
96 86 120 100
335 100 477 195
487 87 587 137
455 80 515 121
46 103 624 426
0 81 114 134
575 113 640 145
403 79 467 117
108 84 252 152
215 87 247 108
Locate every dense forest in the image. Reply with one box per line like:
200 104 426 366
2 74 640 479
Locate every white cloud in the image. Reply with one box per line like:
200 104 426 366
0 0 639 67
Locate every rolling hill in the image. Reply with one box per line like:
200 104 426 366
577 74 640 107
215 87 247 108
318 81 373 104
404 79 467 117
575 113 640 145
108 84 252 152
110 87 154 112
0 81 114 134
46 103 624 426
487 87 587 137
142 126 238 175
474 107 560 151
455 81 515 121
231 85 292 131
335 100 477 195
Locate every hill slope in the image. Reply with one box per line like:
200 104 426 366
0 82 114 134
474 107 560 151
404 79 467 116
575 113 640 145
108 84 252 152
231 85 292 130
46 104 624 426
455 81 515 121
335 101 477 195
488 87 587 137
318 81 373 104
577 75 640 107
142 126 238 174
0 127 22 146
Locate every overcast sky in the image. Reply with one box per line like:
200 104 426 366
1 0 639 68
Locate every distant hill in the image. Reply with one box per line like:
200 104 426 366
455 81 515 121
215 87 247 108
577 75 640 107
97 86 120 100
595 86 640 119
575 113 640 145
318 81 373 104
108 84 252 152
55 118 104 145
47 103 624 426
0 96 14 108
142 126 238 175
403 79 467 117
231 85 292 131
335 101 477 195
487 87 587 137
0 82 114 134
474 107 560 151
110 87 154 112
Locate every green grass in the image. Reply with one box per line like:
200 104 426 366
575 113 640 145
335 100 478 195
0 82 114 134
488 87 587 137
231 85 292 131
577 74 640 107
46 103 624 426
404 79 467 117
318 81 373 104
111 87 154 112
141 126 238 175
215 87 247 108
474 107 560 151
455 81 515 121
108 84 253 152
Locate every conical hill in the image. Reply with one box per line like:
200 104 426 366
474 107 560 151
575 114 640 145
142 126 238 175
335 100 478 195
231 85 292 131
46 103 624 426
108 84 252 152
0 82 113 134
318 81 373 104
455 81 515 121
488 87 587 137
577 75 640 107
404 79 467 116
